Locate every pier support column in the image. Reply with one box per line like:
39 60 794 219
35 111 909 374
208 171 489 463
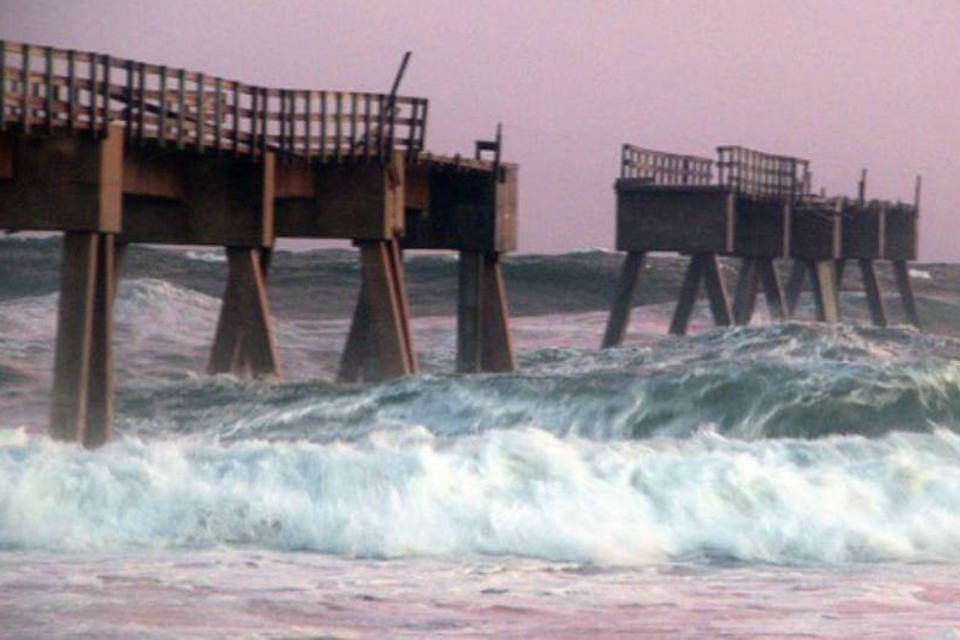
732 258 786 325
835 259 848 291
703 253 733 328
757 258 786 322
833 259 846 320
669 253 731 336
338 281 370 383
602 251 644 348
858 259 887 327
208 247 281 379
786 259 840 323
732 258 759 325
458 252 483 372
669 253 703 336
338 239 417 383
809 260 840 323
51 232 120 448
457 251 516 373
785 260 807 318
892 260 921 328
389 240 418 374
479 252 515 372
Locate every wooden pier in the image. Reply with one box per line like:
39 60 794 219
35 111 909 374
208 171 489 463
0 41 517 447
603 144 920 347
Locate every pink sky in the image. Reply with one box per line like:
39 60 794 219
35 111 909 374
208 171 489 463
2 0 957 259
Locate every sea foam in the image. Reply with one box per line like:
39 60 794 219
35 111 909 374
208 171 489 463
3 428 960 565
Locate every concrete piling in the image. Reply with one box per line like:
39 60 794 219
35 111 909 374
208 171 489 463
0 40 516 446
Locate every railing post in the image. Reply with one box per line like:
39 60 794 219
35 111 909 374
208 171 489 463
196 72 205 153
44 46 54 133
0 40 6 131
22 43 31 134
158 66 167 146
100 54 111 139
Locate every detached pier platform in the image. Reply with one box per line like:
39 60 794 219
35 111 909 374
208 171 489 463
0 41 518 447
603 144 920 347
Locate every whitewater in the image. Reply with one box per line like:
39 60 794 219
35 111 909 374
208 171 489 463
3 238 960 638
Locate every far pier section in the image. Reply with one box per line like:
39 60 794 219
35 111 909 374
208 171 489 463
602 143 920 348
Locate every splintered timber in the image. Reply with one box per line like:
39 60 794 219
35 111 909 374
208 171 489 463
0 40 516 447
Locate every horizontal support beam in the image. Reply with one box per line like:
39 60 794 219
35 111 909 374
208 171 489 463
119 148 275 245
0 127 123 232
790 204 841 260
616 185 734 254
274 154 404 240
402 163 517 251
0 135 13 178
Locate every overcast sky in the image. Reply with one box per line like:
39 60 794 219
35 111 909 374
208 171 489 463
2 0 957 259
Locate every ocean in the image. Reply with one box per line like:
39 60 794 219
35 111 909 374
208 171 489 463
2 237 960 638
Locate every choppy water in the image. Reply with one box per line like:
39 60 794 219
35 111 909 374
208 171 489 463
3 238 960 637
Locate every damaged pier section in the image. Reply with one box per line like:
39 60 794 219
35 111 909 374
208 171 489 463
603 143 920 347
0 41 518 447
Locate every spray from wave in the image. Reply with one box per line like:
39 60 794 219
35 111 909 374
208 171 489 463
3 427 960 564
4 240 960 569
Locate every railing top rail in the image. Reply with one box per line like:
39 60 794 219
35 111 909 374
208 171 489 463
715 145 809 165
620 143 714 185
715 145 810 201
620 142 918 210
0 39 429 163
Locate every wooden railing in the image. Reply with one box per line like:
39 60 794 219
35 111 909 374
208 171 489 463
620 144 714 185
716 146 810 201
0 40 428 162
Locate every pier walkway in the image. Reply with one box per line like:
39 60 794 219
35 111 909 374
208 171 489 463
603 144 920 347
0 41 517 447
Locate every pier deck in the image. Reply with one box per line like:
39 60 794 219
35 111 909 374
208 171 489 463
603 143 920 346
0 40 518 446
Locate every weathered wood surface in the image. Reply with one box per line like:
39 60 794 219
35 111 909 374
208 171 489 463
892 260 921 328
787 259 840 323
790 202 841 261
611 141 919 338
716 146 810 201
208 247 280 379
858 259 887 327
620 144 713 184
480 253 515 372
884 205 919 261
338 240 416 383
669 255 704 336
50 232 120 448
785 260 807 318
50 233 98 443
810 259 840 323
456 251 515 372
732 258 759 325
0 124 123 232
702 253 732 326
457 251 484 372
841 202 884 259
120 147 276 245
402 162 518 252
274 153 404 240
669 253 731 335
602 251 645 348
0 40 427 162
729 257 787 326
616 184 734 254
1 40 519 451
84 233 118 449
757 258 786 321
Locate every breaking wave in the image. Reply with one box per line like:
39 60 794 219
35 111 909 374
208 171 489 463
3 427 960 564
